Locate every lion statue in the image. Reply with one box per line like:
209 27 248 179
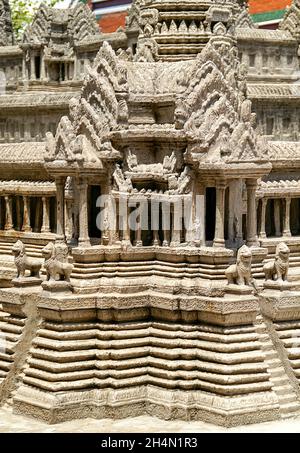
12 240 42 279
263 242 290 282
42 242 73 282
225 245 252 286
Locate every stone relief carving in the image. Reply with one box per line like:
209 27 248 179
46 42 128 167
263 242 290 282
168 166 193 194
67 3 101 43
175 37 268 164
135 37 158 62
126 150 177 175
23 3 100 45
126 0 143 31
113 164 133 192
1 0 300 429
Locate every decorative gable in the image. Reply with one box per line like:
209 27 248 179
45 41 128 172
175 30 268 165
280 0 300 40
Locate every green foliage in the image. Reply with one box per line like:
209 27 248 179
10 0 60 39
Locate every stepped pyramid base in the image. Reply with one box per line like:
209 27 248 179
1 283 300 426
13 385 279 428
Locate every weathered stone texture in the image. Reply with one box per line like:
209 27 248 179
0 0 300 427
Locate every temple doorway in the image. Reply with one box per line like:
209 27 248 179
205 187 216 242
88 185 101 240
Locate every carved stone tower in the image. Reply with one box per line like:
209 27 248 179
0 0 14 46
133 0 251 61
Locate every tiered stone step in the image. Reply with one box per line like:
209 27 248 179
0 240 44 259
0 312 25 385
71 260 230 281
22 320 272 395
256 316 300 419
276 320 300 383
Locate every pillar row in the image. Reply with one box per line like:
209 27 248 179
213 182 226 248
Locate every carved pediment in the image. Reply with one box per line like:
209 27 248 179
45 116 81 164
23 3 100 46
68 4 101 43
126 149 177 175
23 4 52 44
126 0 145 30
233 0 255 29
46 42 128 172
280 0 300 40
175 39 268 165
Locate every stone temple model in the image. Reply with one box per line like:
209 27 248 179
1 0 300 427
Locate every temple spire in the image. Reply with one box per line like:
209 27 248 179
132 0 253 62
0 0 14 46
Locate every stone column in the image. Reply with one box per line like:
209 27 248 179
246 179 259 247
40 52 46 81
283 197 292 237
256 51 263 75
135 202 143 247
213 182 226 248
274 199 281 237
4 196 13 231
30 54 36 81
55 177 66 241
162 199 170 247
22 56 27 82
34 198 42 232
22 196 31 232
78 178 90 247
227 179 243 244
120 195 130 245
193 182 205 246
41 197 51 233
65 199 74 242
259 198 267 239
108 195 118 245
171 197 182 247
16 196 22 231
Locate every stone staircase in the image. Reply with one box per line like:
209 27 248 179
255 314 300 419
0 240 45 259
0 312 26 387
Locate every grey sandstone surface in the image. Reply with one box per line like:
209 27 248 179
1 0 300 429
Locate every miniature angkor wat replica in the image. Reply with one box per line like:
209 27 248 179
1 0 300 427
